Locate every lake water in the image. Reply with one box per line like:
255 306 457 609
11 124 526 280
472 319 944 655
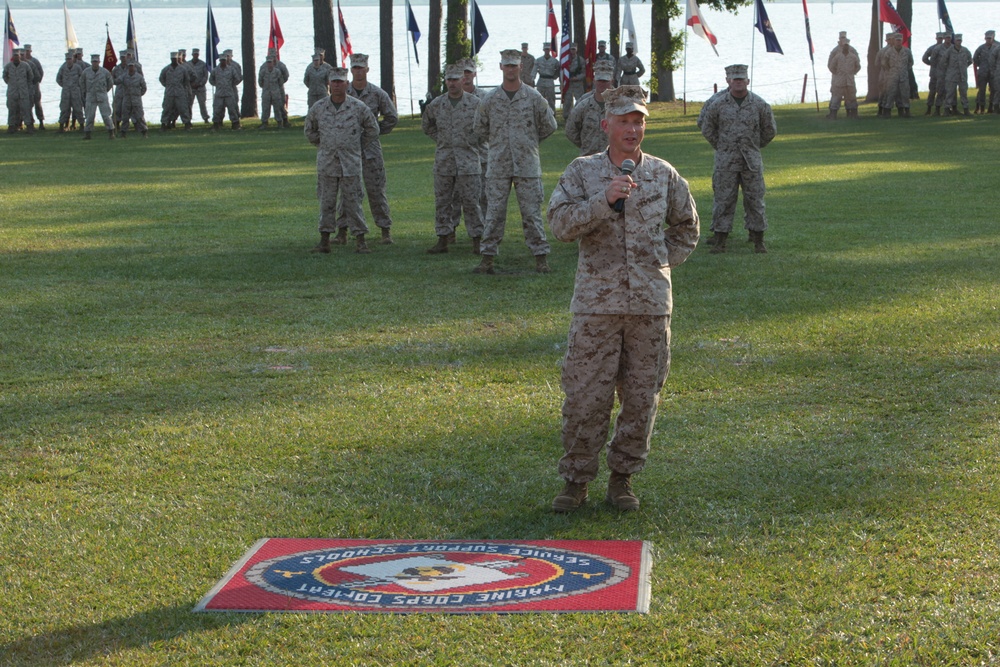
8 1 999 119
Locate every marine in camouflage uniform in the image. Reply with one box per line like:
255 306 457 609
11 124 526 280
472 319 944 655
472 49 558 274
338 53 398 244
188 48 211 123
972 31 996 113
119 62 148 137
4 49 36 133
874 34 894 117
615 43 645 86
80 54 115 139
258 55 288 127
827 32 861 119
520 43 536 87
422 64 484 254
160 52 192 129
700 64 777 254
304 53 333 109
209 55 242 129
941 34 973 115
532 45 560 113
881 33 913 117
304 67 380 254
548 86 699 513
461 58 490 237
111 50 128 130
564 45 586 119
564 61 614 155
23 45 44 130
595 40 616 83
56 51 84 131
922 33 946 114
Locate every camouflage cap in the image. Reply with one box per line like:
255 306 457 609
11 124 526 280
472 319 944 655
461 57 477 72
192 48 200 54
119 49 127 56
329 67 349 81
223 49 234 56
266 55 275 62
593 61 615 81
178 48 186 54
954 33 963 40
65 51 74 58
935 32 945 39
91 53 102 62
987 30 996 38
23 44 31 50
75 48 84 54
625 42 634 49
312 52 321 60
603 85 648 116
350 53 369 68
170 51 178 58
268 47 278 55
725 63 748 79
521 42 528 48
500 49 521 65
598 40 607 47
445 63 464 79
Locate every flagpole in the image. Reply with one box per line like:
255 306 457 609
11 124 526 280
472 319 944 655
683 30 688 115
750 4 757 89
406 29 414 116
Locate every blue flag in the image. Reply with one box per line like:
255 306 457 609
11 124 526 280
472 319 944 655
937 0 954 36
206 0 220 71
126 0 138 63
755 0 783 54
471 0 488 56
406 0 420 65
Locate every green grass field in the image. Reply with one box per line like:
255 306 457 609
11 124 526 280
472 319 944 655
3 100 999 665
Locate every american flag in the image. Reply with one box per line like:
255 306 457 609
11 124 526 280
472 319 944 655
558 0 571 88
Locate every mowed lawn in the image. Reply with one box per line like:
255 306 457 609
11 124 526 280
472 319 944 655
2 100 998 665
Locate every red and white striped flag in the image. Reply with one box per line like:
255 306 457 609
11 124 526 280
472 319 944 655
686 0 718 56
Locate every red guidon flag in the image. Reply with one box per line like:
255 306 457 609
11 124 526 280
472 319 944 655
268 0 283 58
103 27 117 71
686 0 718 56
878 0 910 47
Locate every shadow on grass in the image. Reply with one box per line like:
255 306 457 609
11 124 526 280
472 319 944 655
0 603 250 666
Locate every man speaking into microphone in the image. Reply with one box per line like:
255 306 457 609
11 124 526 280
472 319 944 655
547 86 700 513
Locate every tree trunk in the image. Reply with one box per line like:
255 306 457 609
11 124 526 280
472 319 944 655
445 0 469 65
428 0 442 98
609 0 620 58
240 0 257 117
313 0 337 62
865 0 881 101
897 0 919 97
651 8 674 101
572 0 585 49
380 0 395 104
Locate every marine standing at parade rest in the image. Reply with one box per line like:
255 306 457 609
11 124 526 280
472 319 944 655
472 48 558 275
304 52 333 109
258 54 288 128
931 33 953 115
548 85 699 513
520 42 536 87
111 49 128 131
880 33 913 117
210 51 242 130
565 60 614 155
187 49 209 123
564 44 586 119
595 40 616 82
336 53 398 245
973 30 996 113
827 31 861 119
56 50 84 132
700 64 777 254
22 44 44 130
422 64 485 255
922 32 946 114
3 48 36 134
532 44 560 113
615 42 645 86
160 52 192 130
119 61 148 138
305 66 380 255
80 53 115 140
461 58 490 239
941 33 973 115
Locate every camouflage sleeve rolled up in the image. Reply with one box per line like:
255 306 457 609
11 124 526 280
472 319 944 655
548 151 699 316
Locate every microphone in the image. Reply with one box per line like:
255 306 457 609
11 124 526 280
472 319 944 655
613 159 636 213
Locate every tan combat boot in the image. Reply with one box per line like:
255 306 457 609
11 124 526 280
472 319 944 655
472 255 495 274
427 236 449 254
606 472 640 511
535 254 551 273
552 481 588 513
311 232 332 254
753 230 767 254
381 228 394 245
332 228 348 245
471 236 481 255
355 234 371 254
709 231 728 254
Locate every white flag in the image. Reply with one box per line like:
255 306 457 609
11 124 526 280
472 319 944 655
686 0 719 56
63 0 79 50
622 0 638 52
